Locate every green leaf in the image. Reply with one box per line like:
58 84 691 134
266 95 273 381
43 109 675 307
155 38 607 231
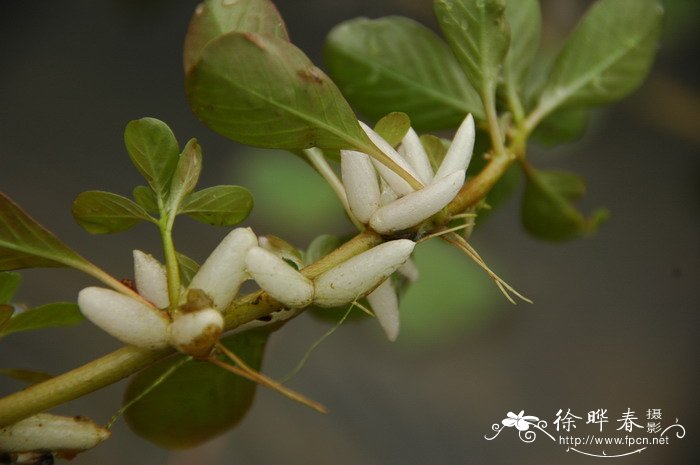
132 185 159 214
0 302 84 339
535 0 663 118
167 139 203 216
434 0 510 98
0 368 53 385
532 106 590 146
373 112 411 148
72 191 155 234
187 32 369 152
184 0 289 74
0 271 22 304
305 234 341 265
0 305 13 327
124 330 269 449
0 192 95 271
420 134 450 173
324 16 482 131
176 253 200 287
521 167 609 241
502 0 540 96
124 118 180 199
180 186 253 227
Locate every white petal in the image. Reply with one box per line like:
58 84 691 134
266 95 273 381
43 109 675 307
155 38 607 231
169 308 223 357
435 114 475 179
379 177 398 206
369 170 465 234
313 239 415 307
502 418 517 427
133 250 169 309
397 259 419 282
188 227 257 310
341 149 381 224
399 127 434 184
0 413 110 453
245 247 314 308
78 287 170 349
366 278 400 341
359 121 420 196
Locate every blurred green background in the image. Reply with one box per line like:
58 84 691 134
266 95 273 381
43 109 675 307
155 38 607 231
0 0 698 464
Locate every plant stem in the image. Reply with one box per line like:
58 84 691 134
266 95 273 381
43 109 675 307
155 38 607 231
446 150 515 215
0 230 382 427
159 215 181 307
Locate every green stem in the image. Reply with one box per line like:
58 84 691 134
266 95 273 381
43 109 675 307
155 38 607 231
159 215 181 307
482 88 506 158
0 230 381 427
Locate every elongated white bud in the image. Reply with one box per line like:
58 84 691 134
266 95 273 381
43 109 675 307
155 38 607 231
379 177 398 206
78 287 169 349
370 170 465 234
169 308 223 357
188 227 257 310
435 114 475 179
245 247 314 308
399 127 434 184
341 149 381 224
398 258 419 282
133 250 169 309
313 239 415 307
0 413 110 453
359 121 420 196
366 278 400 341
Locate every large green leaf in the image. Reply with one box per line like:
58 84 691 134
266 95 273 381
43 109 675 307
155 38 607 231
72 191 155 234
521 168 608 241
324 16 482 130
0 302 84 339
0 193 94 271
502 0 540 101
434 0 510 100
124 118 180 200
180 186 253 227
124 330 269 449
187 32 369 152
184 0 289 74
532 106 590 146
535 0 663 119
0 272 21 304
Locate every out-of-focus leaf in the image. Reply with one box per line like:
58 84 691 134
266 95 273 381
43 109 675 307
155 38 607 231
0 302 84 339
187 32 369 152
124 330 269 449
184 0 289 74
535 0 663 118
502 0 540 102
0 305 13 327
374 112 411 148
304 234 341 265
0 272 21 304
0 193 96 272
132 185 159 214
522 168 609 241
532 106 591 146
0 368 53 385
434 0 510 99
420 134 450 173
124 118 180 199
167 139 203 215
399 240 498 345
72 191 154 234
176 252 199 286
180 186 253 227
324 16 482 130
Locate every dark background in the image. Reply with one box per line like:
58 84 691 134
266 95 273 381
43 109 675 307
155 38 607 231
0 1 698 464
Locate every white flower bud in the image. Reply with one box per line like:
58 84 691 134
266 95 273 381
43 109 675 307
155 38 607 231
366 278 400 342
369 170 465 234
133 250 169 309
359 121 420 196
78 287 170 349
341 149 381 224
313 239 415 307
188 227 257 310
435 114 475 180
169 308 224 357
245 247 314 308
398 258 420 282
0 413 110 453
379 177 399 206
399 127 434 184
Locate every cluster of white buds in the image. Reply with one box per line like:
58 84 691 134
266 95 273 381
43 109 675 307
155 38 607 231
342 113 475 235
77 229 417 352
